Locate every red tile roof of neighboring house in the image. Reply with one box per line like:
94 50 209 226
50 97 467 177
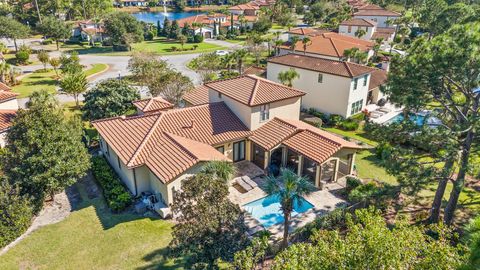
177 14 256 29
368 68 388 90
357 3 383 10
243 66 266 77
268 54 376 78
0 109 16 132
250 117 360 163
205 75 305 106
372 27 395 40
0 83 18 103
92 102 250 183
340 18 376 27
133 97 174 113
287 27 323 36
279 31 374 58
228 3 261 10
183 85 210 106
354 8 400 17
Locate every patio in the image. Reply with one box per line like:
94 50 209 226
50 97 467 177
229 161 348 238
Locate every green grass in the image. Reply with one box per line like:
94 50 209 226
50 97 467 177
323 126 378 146
355 150 398 185
13 65 109 98
65 38 226 56
13 69 57 98
0 178 182 269
84 63 108 77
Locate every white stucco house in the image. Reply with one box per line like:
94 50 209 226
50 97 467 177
339 18 396 43
267 54 388 118
353 5 401 28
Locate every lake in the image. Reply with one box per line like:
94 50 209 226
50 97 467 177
132 11 204 25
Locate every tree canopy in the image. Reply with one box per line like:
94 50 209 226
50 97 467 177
82 78 140 120
0 16 30 51
37 16 71 50
104 12 143 49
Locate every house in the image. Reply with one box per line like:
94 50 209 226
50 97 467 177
353 4 401 28
228 3 260 16
116 0 148 7
93 75 360 213
72 20 106 43
267 53 387 118
0 82 19 147
278 30 374 61
176 13 257 38
338 18 395 42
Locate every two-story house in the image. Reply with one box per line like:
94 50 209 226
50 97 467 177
267 54 387 118
93 75 361 216
338 18 395 43
176 13 257 38
0 82 19 147
353 4 400 28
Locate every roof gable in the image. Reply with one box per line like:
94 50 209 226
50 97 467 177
133 97 174 113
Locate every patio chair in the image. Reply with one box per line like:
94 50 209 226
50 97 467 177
378 107 391 113
234 177 254 191
242 176 258 189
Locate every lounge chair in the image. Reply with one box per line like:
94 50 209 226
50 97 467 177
378 107 391 113
370 111 384 117
242 176 258 189
234 177 254 191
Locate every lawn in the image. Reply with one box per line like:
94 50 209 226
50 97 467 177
13 65 108 98
64 38 226 56
0 177 182 270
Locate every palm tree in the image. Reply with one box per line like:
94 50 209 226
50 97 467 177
222 53 235 73
289 36 300 52
49 57 61 78
234 49 248 74
355 29 367 39
343 47 359 62
178 34 187 50
301 37 311 55
0 62 11 83
355 51 368 64
265 169 313 249
60 71 88 107
201 161 236 182
278 68 299 87
274 39 283 55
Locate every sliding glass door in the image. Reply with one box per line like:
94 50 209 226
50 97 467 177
233 141 246 162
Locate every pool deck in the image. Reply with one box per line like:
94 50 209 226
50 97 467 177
229 161 348 239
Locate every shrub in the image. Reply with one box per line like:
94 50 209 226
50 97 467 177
217 35 226 40
42 38 54 45
329 114 344 127
0 178 33 248
292 208 347 242
345 176 362 194
193 33 204 43
375 142 393 160
339 119 359 131
193 44 198 50
348 182 379 204
144 30 155 41
113 44 130 51
15 45 31 65
187 35 195 43
91 156 132 212
80 41 90 46
171 46 178 51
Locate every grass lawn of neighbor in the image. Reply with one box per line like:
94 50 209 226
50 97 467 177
64 38 226 56
0 177 182 270
84 63 109 77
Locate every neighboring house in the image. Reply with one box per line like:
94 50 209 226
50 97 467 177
353 4 401 28
94 75 361 214
278 30 374 61
242 66 267 77
176 13 257 38
267 53 384 118
228 3 260 16
367 68 388 104
72 20 106 43
0 82 19 147
339 18 395 42
116 0 148 6
133 97 174 115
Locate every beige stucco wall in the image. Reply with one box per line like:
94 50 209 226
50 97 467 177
250 97 301 130
208 88 253 129
338 25 375 40
267 62 371 118
0 99 19 110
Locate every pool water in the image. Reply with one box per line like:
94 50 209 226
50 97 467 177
386 113 427 126
243 195 314 228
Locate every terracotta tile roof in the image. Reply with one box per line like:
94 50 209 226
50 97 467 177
133 97 174 113
228 3 260 10
372 27 395 40
177 14 256 29
0 109 16 132
279 31 374 58
357 3 383 10
354 8 400 17
268 54 376 78
340 18 376 27
243 66 266 77
0 83 18 103
205 75 305 106
92 102 250 183
250 117 360 163
369 69 388 90
287 27 323 36
182 85 210 106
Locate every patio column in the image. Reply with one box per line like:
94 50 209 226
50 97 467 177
297 155 303 176
315 164 321 188
333 158 340 182
264 151 270 170
348 153 356 175
281 147 287 168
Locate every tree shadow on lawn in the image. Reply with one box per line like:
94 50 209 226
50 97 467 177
65 47 117 55
136 247 187 270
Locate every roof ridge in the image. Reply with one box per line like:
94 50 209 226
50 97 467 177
90 111 161 124
248 76 261 106
127 113 164 167
344 61 354 77
327 36 342 57
245 74 305 94
143 98 156 111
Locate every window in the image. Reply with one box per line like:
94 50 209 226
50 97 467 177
365 27 369 32
216 146 225 154
363 74 368 86
347 25 352 33
350 99 363 115
353 78 358 90
218 92 222 99
233 141 246 162
260 104 270 122
117 156 121 169
318 73 323 83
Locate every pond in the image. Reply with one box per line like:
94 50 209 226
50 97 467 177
132 11 204 24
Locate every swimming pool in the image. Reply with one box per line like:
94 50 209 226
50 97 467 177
243 195 314 228
385 113 427 126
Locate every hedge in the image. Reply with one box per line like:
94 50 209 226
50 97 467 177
91 156 132 212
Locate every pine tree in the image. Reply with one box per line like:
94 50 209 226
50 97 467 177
169 20 179 39
162 17 170 37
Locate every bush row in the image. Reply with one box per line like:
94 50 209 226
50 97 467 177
305 108 365 131
91 156 132 212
